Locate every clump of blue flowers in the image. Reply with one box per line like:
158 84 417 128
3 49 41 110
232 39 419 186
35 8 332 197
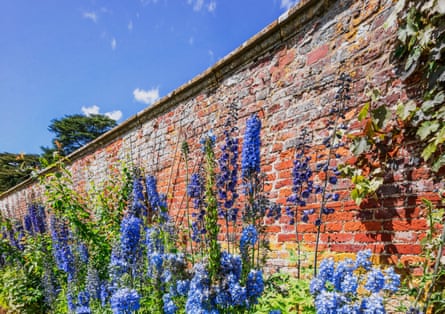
110 288 140 314
241 114 261 180
311 250 400 314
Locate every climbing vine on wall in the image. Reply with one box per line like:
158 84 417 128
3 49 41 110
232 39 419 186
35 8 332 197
391 0 445 172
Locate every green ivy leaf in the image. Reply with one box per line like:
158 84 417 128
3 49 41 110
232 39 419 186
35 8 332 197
397 100 417 120
417 120 440 140
351 137 370 155
421 142 437 161
371 105 391 129
421 91 445 112
358 103 370 121
432 153 445 172
403 47 422 80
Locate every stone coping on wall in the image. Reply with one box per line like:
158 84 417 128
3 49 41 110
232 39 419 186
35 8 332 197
0 0 331 200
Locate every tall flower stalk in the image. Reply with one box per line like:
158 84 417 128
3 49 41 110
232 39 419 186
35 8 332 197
202 131 221 283
217 103 240 255
312 73 351 275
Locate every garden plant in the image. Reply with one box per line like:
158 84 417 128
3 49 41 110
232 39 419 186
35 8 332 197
0 0 444 313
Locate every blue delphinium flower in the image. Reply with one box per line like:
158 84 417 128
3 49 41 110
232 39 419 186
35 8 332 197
383 267 400 293
146 175 169 222
355 249 372 270
110 288 140 314
50 215 75 281
163 293 178 314
314 290 343 314
311 251 399 314
361 293 385 314
246 269 264 305
187 173 207 242
318 258 335 282
176 280 190 296
76 291 91 314
87 264 100 300
240 225 258 255
186 263 214 313
109 245 128 289
217 128 239 222
24 204 47 235
310 277 325 295
333 258 356 291
24 214 33 235
79 243 89 263
220 251 242 280
120 214 142 265
339 272 358 294
130 175 146 217
228 274 247 306
241 114 261 179
269 310 282 314
365 268 386 293
67 288 76 312
100 283 109 307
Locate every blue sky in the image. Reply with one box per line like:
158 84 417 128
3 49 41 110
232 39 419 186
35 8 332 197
0 0 299 154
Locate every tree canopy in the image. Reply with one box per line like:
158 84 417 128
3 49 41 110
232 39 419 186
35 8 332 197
0 153 40 193
43 114 117 157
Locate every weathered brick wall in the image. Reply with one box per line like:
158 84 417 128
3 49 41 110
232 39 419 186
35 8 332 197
1 0 441 271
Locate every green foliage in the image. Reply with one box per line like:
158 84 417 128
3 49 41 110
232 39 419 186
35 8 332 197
341 88 397 205
202 137 221 282
42 114 117 157
406 194 445 313
0 265 46 313
389 0 445 172
256 272 315 314
0 152 40 193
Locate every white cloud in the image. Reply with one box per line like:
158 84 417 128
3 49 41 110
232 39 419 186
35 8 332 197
105 110 123 121
193 0 204 11
141 0 158 5
82 11 98 23
188 0 216 12
82 105 100 116
111 38 117 50
133 87 160 105
81 105 122 121
128 20 133 31
207 0 216 12
280 0 300 10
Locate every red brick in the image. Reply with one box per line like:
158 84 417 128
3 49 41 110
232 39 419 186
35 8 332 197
322 233 353 243
277 233 297 242
266 225 281 233
307 45 329 65
384 219 428 232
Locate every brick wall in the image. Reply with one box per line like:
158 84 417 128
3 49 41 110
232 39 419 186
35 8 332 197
0 0 441 271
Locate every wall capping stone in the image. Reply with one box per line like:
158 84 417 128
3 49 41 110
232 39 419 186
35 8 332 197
0 0 329 199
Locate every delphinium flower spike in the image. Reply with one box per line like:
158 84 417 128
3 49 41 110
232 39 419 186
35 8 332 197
311 250 400 313
217 106 240 253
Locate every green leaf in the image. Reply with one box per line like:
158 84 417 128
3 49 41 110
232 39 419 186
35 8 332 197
421 91 445 112
421 142 437 161
403 47 422 80
371 105 391 129
369 177 384 193
358 103 370 121
397 100 417 120
418 24 434 47
432 153 445 172
351 137 371 155
417 120 440 140
434 126 445 145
